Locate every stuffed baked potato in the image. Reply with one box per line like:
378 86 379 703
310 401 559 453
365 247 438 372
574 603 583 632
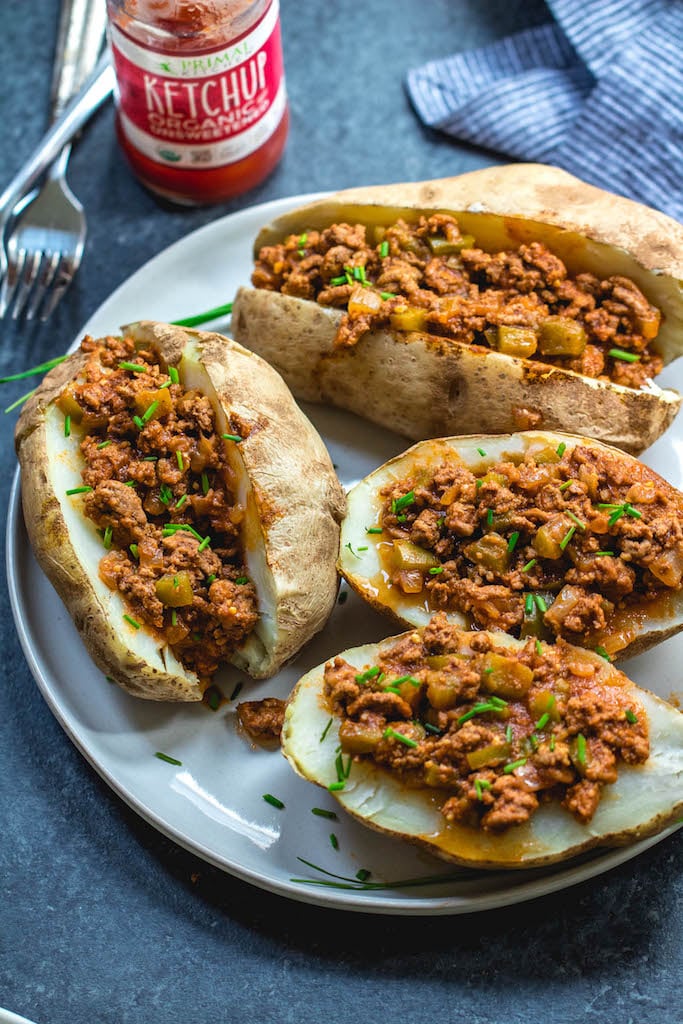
15 321 345 701
232 164 683 454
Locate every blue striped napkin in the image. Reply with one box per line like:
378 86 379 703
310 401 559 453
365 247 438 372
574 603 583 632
406 0 683 221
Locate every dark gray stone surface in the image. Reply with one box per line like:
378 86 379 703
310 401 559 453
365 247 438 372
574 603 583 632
0 1 680 1021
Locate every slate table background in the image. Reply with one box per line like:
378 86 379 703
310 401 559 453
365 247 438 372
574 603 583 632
1 1 680 1021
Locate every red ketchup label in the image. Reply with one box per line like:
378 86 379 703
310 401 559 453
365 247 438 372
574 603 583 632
110 0 286 169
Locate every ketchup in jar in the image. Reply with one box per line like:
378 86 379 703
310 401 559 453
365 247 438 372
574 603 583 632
106 0 289 205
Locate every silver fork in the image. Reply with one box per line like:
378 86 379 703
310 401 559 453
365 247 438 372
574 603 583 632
0 0 107 321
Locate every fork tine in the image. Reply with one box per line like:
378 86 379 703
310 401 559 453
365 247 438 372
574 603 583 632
12 249 43 320
26 250 61 321
0 246 26 318
39 252 77 321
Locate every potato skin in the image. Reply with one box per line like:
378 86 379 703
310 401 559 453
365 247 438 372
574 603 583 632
15 322 346 700
233 163 683 454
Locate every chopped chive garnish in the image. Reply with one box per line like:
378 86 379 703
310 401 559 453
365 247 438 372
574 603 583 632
162 523 203 540
206 573 216 584
201 472 210 495
477 447 487 457
475 479 483 489
556 442 566 457
298 233 308 247
534 594 548 613
505 724 513 743
169 366 179 384
97 440 111 449
171 302 233 329
474 778 492 800
609 348 640 363
483 667 494 674
356 666 381 684
522 558 537 572
392 490 416 513
312 807 337 820
550 735 556 751
66 486 92 495
222 433 242 443
118 361 147 373
380 291 395 300
159 380 172 390
507 531 520 553
366 526 383 534
328 781 345 792
595 646 611 661
424 722 442 735
535 639 543 655
329 833 339 850
124 480 136 487
142 456 158 462
155 752 182 765
197 536 211 552
390 675 421 687
524 593 534 615
396 514 407 523
174 494 188 511
171 610 177 627
64 414 71 437
559 525 576 550
458 702 504 724
4 387 37 413
133 415 144 430
263 794 285 809
205 686 221 711
357 546 368 552
123 614 141 629
330 275 347 286
229 681 243 701
503 758 527 773
103 525 113 549
235 575 249 585
379 240 389 258
345 542 364 559
129 544 139 559
356 869 371 882
142 400 159 423
0 354 67 383
575 733 587 766
159 484 173 505
535 712 550 730
489 696 508 708
383 727 418 748
566 511 585 530
596 550 614 557
384 686 402 696
625 709 638 724
559 479 574 491
429 566 444 575
486 508 494 526
176 450 184 470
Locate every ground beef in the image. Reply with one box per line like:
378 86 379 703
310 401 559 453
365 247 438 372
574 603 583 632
62 336 259 682
375 441 683 647
253 215 663 388
327 614 649 834
237 698 286 741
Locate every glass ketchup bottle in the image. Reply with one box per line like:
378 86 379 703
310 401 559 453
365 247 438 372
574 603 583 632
106 0 288 205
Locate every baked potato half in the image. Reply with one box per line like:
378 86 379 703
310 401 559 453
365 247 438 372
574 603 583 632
15 321 345 701
232 164 683 454
282 620 683 870
339 430 683 662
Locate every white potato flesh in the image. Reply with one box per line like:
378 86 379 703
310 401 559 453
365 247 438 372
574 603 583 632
282 631 683 869
339 431 683 661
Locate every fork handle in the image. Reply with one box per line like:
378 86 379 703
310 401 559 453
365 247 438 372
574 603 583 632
0 54 114 228
50 0 108 122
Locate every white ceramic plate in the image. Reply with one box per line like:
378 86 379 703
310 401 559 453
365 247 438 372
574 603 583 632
7 194 683 915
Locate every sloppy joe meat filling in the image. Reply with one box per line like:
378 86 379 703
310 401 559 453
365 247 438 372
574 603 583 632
325 614 649 832
60 335 258 681
377 442 683 646
253 215 662 389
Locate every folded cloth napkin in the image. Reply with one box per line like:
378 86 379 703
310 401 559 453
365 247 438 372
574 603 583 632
406 0 683 221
